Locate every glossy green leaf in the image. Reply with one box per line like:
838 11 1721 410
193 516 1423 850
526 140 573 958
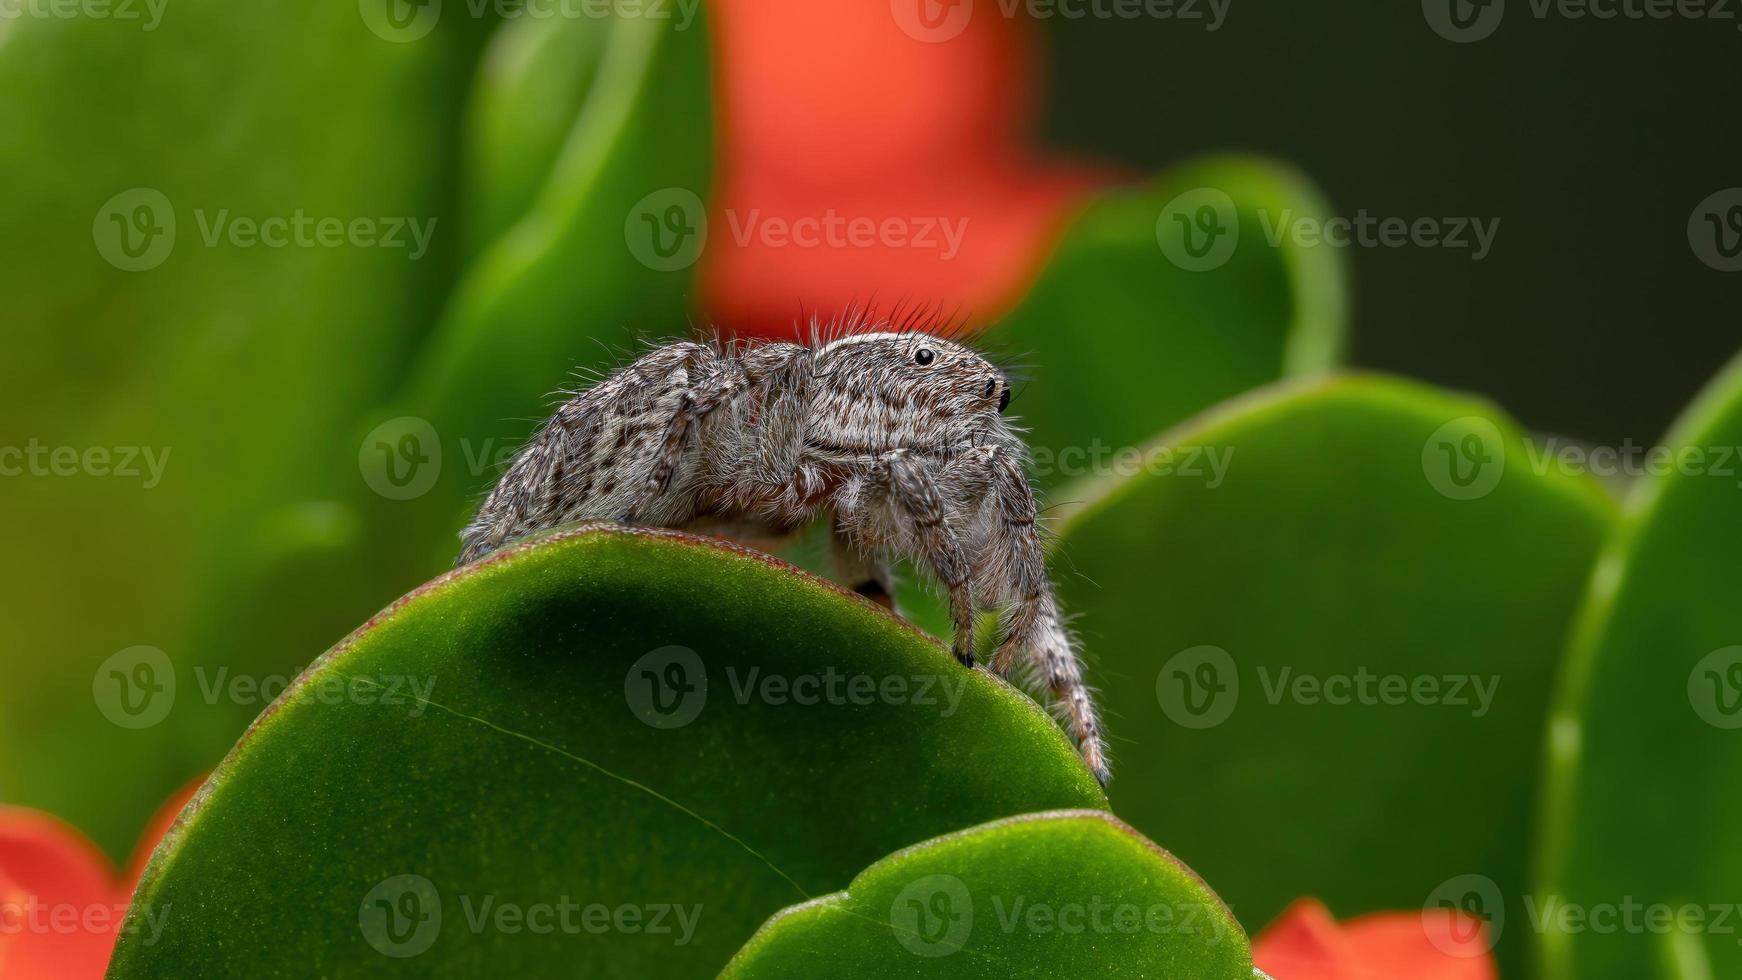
108 525 1104 978
0 3 485 856
990 155 1346 490
1050 375 1615 974
719 810 1255 980
1535 353 1742 980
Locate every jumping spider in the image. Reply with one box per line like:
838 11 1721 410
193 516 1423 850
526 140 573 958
457 321 1109 785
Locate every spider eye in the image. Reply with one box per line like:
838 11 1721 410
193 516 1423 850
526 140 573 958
998 387 1012 413
914 348 935 367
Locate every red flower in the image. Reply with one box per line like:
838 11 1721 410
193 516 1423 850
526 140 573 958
1253 898 1498 980
0 780 200 980
702 0 1116 338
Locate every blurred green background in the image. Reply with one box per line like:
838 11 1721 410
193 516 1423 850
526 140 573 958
1042 4 1740 444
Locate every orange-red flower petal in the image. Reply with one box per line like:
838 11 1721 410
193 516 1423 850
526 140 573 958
0 776 202 980
1253 898 1497 980
703 0 1114 338
0 809 124 980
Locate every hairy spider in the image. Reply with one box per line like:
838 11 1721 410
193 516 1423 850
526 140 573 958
456 319 1109 785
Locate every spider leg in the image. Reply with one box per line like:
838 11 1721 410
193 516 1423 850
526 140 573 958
978 448 1110 787
830 513 898 611
870 450 977 668
622 360 747 523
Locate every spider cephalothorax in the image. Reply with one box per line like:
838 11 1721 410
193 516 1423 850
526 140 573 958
457 320 1109 784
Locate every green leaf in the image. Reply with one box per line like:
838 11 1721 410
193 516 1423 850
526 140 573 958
0 2 485 857
463 11 613 256
719 810 1254 980
109 525 1104 979
1049 375 1615 973
1534 353 1742 980
989 155 1346 490
399 5 713 462
174 5 718 775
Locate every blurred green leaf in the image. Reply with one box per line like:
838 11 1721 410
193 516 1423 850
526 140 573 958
400 4 713 462
173 5 717 786
1049 374 1614 973
719 810 1255 980
990 155 1347 490
463 11 612 255
0 2 487 856
1534 353 1742 980
109 525 1104 978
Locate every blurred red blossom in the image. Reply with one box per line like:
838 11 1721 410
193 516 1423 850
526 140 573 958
703 0 1116 338
1253 898 1498 980
0 779 200 980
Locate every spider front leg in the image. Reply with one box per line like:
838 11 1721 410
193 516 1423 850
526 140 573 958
976 448 1111 787
864 450 978 667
